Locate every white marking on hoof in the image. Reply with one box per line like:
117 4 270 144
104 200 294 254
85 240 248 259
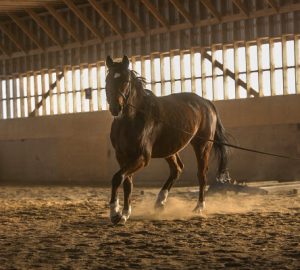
155 189 168 208
110 199 120 219
193 201 206 214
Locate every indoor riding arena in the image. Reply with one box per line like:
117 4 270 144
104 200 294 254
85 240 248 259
0 0 300 269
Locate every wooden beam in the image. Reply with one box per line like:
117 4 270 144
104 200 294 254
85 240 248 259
141 0 170 29
0 43 10 57
7 12 45 51
88 0 124 38
231 0 249 17
169 0 194 26
266 0 279 13
45 4 82 44
200 0 221 22
203 51 259 97
114 0 146 34
0 24 26 53
25 8 63 48
62 0 104 41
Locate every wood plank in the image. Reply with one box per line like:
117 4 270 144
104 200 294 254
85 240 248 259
49 69 54 115
0 78 2 119
201 47 207 98
234 42 240 99
45 4 82 44
169 0 193 26
26 73 32 116
150 54 156 95
245 42 251 97
19 75 25 117
170 51 175 94
114 0 146 34
8 12 45 51
41 69 47 115
0 43 10 57
12 76 18 117
0 24 26 53
222 45 228 100
33 72 39 116
56 68 61 114
71 66 77 113
211 45 217 100
26 8 62 48
88 64 93 111
64 65 70 113
160 53 165 96
232 0 249 17
190 48 196 94
96 62 102 111
6 78 11 119
257 39 264 97
141 0 170 29
282 36 288 95
89 0 124 38
269 38 276 96
80 64 86 112
180 51 185 92
295 35 300 94
200 0 221 21
266 0 279 12
63 0 104 41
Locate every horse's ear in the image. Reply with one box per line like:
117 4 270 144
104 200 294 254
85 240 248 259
106 56 113 69
122 55 129 69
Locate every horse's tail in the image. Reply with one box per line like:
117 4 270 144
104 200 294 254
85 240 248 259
212 107 230 177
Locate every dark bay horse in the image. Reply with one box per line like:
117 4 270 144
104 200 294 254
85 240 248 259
105 55 229 224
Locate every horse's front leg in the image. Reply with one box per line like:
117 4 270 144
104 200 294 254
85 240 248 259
121 176 133 223
110 156 146 225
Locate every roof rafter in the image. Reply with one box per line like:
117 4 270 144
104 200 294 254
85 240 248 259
7 12 45 50
169 0 194 26
62 0 104 41
231 0 249 17
265 0 279 13
113 0 146 35
200 0 221 22
0 24 27 53
45 4 82 44
0 42 10 57
25 8 63 48
88 0 124 38
141 0 170 29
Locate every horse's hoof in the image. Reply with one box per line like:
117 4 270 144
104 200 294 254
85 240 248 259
154 203 165 212
193 201 205 214
110 212 122 225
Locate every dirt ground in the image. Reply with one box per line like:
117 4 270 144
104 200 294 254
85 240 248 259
0 184 299 270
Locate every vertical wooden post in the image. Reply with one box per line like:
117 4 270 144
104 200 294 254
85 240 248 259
19 74 25 117
80 64 85 113
160 53 165 96
269 38 276 96
222 45 228 100
12 76 18 117
180 51 185 93
201 47 207 98
150 54 156 95
0 78 2 119
211 45 217 100
41 69 47 115
141 56 146 80
257 39 264 97
234 42 240 99
49 69 54 115
96 62 102 111
6 78 11 119
295 35 300 94
56 68 61 114
190 48 196 94
131 56 136 71
88 64 94 111
245 42 251 97
72 66 77 113
282 36 288 95
26 72 32 116
33 72 40 116
170 51 175 94
64 65 70 114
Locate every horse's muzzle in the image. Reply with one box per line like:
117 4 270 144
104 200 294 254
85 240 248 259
110 104 122 117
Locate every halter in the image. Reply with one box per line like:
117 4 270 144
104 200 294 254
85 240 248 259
117 71 132 107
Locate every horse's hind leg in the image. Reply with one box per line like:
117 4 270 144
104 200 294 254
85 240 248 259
191 140 213 213
155 153 184 210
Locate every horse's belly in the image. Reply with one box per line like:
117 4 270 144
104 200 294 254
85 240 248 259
151 131 194 158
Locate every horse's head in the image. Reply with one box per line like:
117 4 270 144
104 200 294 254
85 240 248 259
105 55 131 117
